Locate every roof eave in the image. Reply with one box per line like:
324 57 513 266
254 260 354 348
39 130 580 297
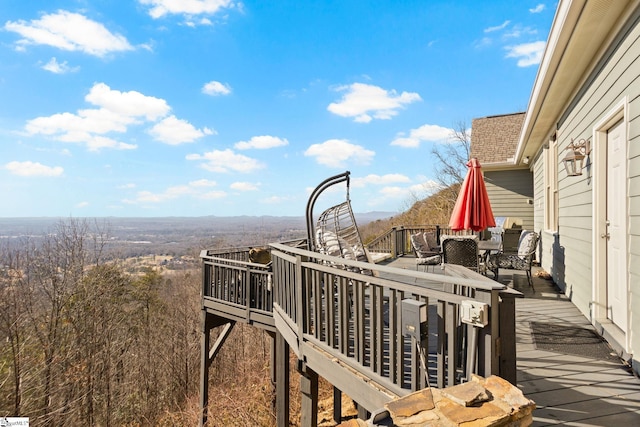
516 0 636 163
515 0 584 164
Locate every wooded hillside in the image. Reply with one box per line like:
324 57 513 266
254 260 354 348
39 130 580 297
1 184 458 425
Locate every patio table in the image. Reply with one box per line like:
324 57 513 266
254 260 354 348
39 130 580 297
478 240 501 253
478 240 502 275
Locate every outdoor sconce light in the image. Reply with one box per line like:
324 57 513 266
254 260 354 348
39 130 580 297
562 138 591 176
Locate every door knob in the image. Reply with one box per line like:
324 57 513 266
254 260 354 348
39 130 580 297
601 233 610 239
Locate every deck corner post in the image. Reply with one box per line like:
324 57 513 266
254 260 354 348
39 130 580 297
299 361 318 427
275 331 290 427
357 402 370 421
333 387 342 423
199 311 212 427
498 293 517 384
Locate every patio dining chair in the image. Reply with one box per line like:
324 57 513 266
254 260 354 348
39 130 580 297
410 231 441 272
441 235 482 273
487 230 539 287
501 228 522 255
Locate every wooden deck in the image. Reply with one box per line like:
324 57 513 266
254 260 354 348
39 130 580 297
200 244 521 426
384 256 640 426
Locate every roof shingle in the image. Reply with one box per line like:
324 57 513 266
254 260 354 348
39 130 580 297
470 112 525 164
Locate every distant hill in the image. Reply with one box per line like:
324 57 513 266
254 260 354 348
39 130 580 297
0 212 394 237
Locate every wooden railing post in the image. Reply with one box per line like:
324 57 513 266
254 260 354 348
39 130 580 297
477 288 501 378
245 265 251 318
295 254 305 355
390 226 397 258
498 290 519 384
489 288 501 375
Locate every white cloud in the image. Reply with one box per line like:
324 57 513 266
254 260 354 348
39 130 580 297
4 10 133 57
27 110 133 137
42 57 79 74
472 37 493 49
140 0 236 19
530 4 546 13
202 80 232 96
391 124 453 148
124 179 226 204
82 136 137 151
76 201 89 208
86 83 170 121
4 161 64 177
304 139 375 168
505 41 546 67
234 135 289 150
200 190 227 199
25 83 174 151
484 21 510 33
189 179 217 187
231 182 260 191
503 25 538 39
351 174 411 187
327 83 421 123
118 183 136 189
186 149 265 173
379 186 407 198
378 181 439 200
132 186 190 203
148 115 213 145
409 180 441 196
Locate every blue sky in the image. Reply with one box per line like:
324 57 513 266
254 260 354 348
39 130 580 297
1 1 553 218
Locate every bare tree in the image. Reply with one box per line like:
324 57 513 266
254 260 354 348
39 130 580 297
431 120 471 188
0 243 29 416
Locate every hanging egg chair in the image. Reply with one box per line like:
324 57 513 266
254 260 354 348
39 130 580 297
305 171 372 275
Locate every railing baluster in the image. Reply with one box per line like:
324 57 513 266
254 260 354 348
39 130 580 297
436 300 445 389
201 243 518 415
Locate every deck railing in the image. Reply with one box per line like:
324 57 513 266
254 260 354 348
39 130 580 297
201 247 275 331
366 225 477 258
200 240 520 415
269 242 517 411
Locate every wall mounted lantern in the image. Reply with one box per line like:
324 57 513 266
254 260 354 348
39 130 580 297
562 138 591 176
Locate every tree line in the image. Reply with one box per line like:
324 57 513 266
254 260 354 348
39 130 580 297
0 218 206 425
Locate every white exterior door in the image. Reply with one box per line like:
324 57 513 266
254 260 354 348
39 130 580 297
606 120 627 332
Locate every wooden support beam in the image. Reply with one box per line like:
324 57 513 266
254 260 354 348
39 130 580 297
200 314 236 426
269 332 276 385
299 362 318 427
333 387 342 424
276 332 290 427
208 321 235 361
199 312 212 427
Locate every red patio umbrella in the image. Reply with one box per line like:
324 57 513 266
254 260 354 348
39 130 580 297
449 157 496 232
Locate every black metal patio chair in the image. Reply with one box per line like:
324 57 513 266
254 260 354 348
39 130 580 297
487 231 539 287
441 235 481 273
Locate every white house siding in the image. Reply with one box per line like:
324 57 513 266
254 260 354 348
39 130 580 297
547 11 640 366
